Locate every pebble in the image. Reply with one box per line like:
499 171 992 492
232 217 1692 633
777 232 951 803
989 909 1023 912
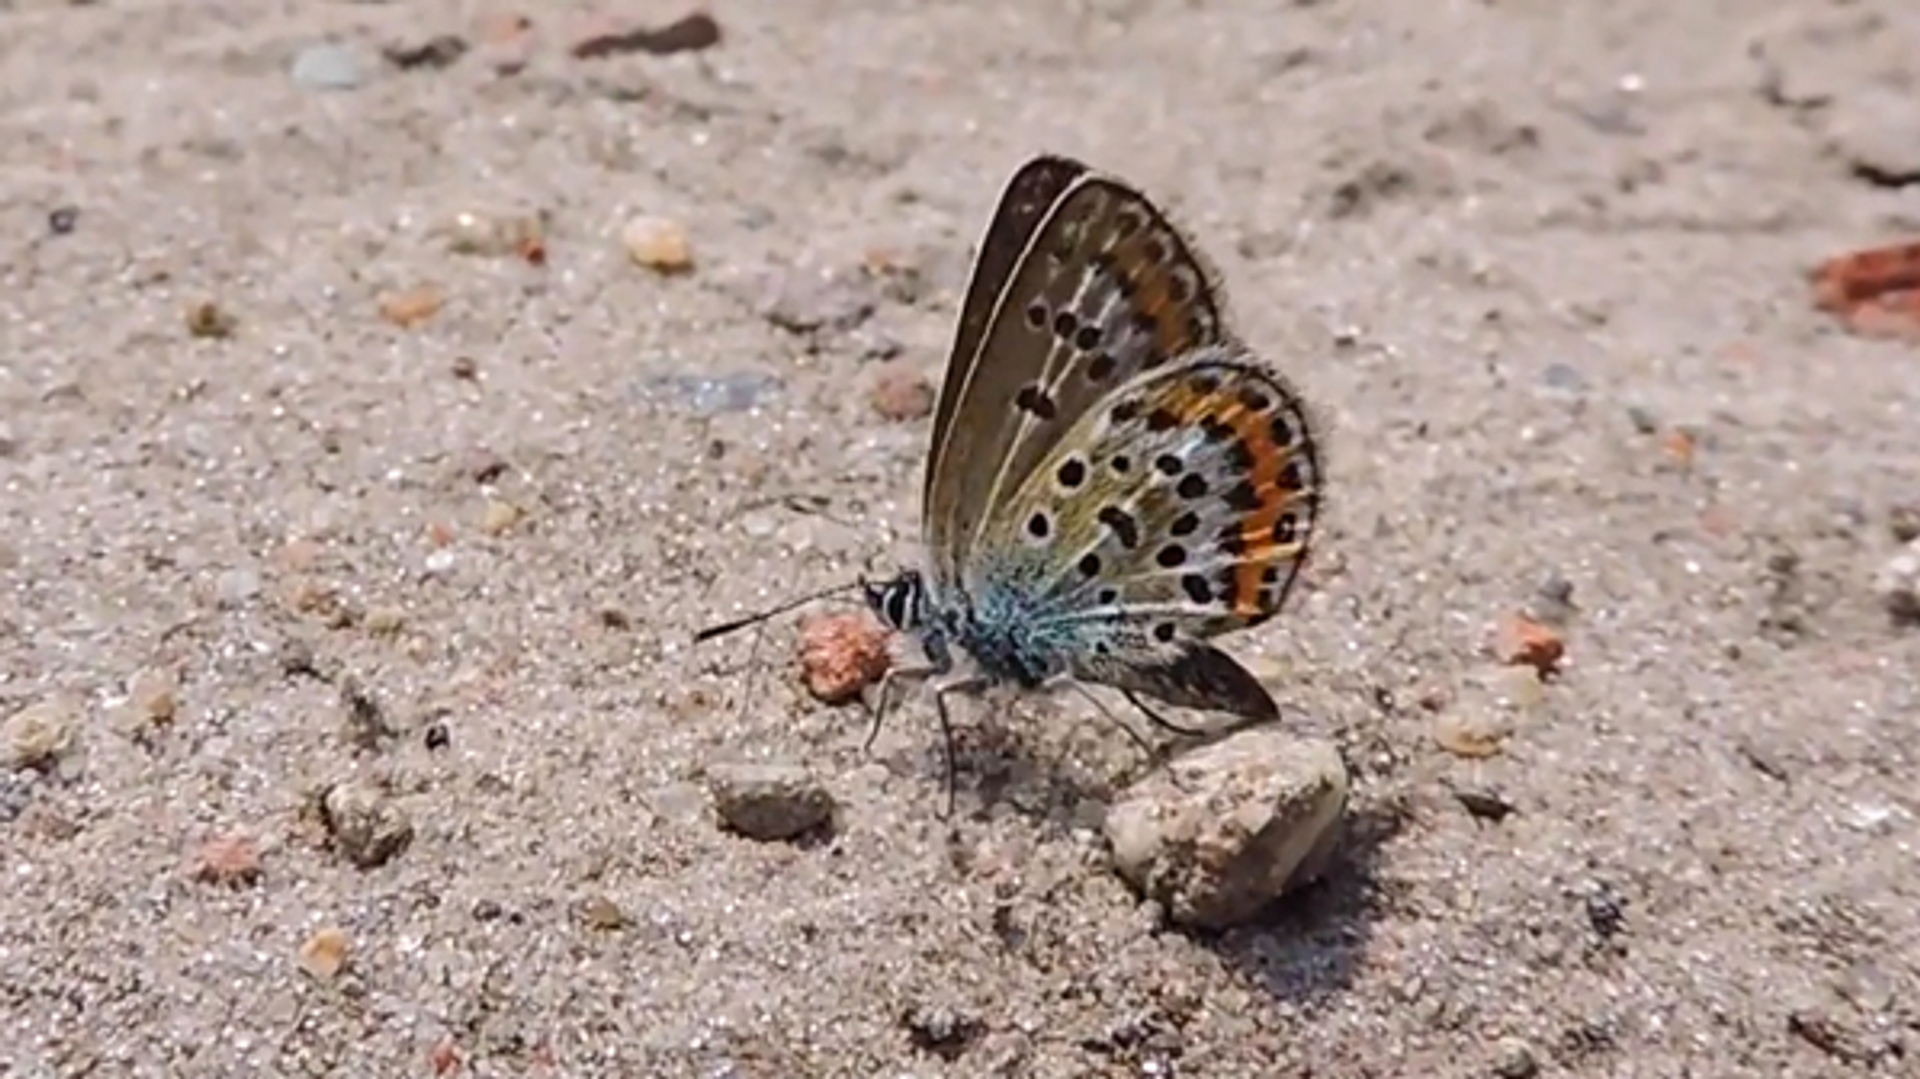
707 761 836 841
635 373 778 415
127 666 178 726
298 926 351 980
1873 538 1920 625
319 781 415 869
378 284 445 328
902 1002 986 1062
381 33 469 70
571 12 722 58
215 566 261 607
0 771 36 822
1491 1037 1539 1078
1491 612 1564 676
1103 727 1348 930
440 210 544 261
1828 87 1920 187
475 13 534 76
869 360 935 421
185 299 236 339
480 499 524 536
797 612 890 704
621 215 693 273
189 833 264 887
3 697 80 772
364 605 406 636
758 265 877 335
290 43 363 91
579 894 627 931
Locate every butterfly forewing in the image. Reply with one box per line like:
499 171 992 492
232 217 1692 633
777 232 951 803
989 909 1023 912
923 155 1088 585
922 163 1228 594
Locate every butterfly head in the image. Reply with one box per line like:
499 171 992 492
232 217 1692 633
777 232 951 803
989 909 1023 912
861 570 927 633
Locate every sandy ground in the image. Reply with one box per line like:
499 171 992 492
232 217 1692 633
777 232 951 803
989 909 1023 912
4 1 1920 1076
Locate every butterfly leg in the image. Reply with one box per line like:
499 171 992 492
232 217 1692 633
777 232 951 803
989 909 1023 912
929 674 990 820
864 663 937 754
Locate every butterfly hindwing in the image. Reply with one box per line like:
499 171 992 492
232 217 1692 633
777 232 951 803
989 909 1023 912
922 162 1228 593
979 346 1322 718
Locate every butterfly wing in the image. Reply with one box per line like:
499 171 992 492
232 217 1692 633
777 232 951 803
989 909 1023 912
922 159 1229 592
984 344 1324 721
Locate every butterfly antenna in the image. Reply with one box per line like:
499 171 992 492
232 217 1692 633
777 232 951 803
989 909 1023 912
693 581 863 643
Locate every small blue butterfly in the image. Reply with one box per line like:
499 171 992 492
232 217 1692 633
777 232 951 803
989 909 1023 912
703 154 1324 812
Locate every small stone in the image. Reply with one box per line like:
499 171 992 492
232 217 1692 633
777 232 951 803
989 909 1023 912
1491 613 1564 676
708 761 836 841
319 781 415 869
456 446 509 484
1491 1037 1539 1078
1432 706 1511 759
428 1036 462 1076
797 611 890 704
364 606 406 636
1103 728 1348 930
185 300 237 339
378 284 445 328
571 12 721 58
215 566 261 607
297 926 351 980
579 894 627 931
128 666 178 725
869 360 935 421
189 833 263 887
1873 538 1920 626
475 13 534 76
902 1002 986 1062
1829 87 1920 188
440 210 543 260
290 43 363 91
48 206 78 236
621 215 693 273
451 356 479 381
637 372 779 415
382 34 468 70
1453 786 1517 823
759 266 876 335
481 499 524 536
1539 361 1587 393
2 697 80 772
424 720 451 751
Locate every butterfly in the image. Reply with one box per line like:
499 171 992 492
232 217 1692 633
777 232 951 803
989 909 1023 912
701 153 1324 812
